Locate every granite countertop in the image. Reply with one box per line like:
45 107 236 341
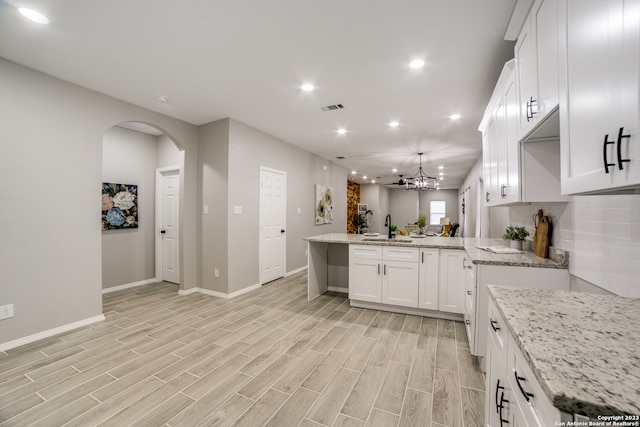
488 285 640 418
304 233 568 269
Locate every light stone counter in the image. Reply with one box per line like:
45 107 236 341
488 285 640 418
304 233 568 269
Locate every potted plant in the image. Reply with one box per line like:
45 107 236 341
354 209 372 234
417 212 427 234
502 225 529 250
389 224 398 238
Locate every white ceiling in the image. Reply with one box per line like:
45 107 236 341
0 0 516 189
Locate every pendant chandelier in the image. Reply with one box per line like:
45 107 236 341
405 153 437 191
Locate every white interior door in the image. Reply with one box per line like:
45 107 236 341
259 167 286 284
161 170 180 283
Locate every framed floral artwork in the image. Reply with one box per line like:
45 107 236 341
102 182 138 230
315 185 333 225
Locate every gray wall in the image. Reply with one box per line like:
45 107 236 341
359 184 390 234
0 58 198 346
198 119 348 295
102 127 181 289
198 119 230 294
388 188 460 230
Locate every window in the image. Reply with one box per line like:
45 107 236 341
429 200 446 225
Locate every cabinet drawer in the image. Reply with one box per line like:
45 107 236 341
383 246 419 262
350 245 382 260
507 333 560 427
487 297 507 354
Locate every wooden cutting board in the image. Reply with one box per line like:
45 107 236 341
535 216 550 258
533 209 543 250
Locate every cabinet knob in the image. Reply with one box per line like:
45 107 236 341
467 290 472 295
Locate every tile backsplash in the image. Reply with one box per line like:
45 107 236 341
508 195 640 298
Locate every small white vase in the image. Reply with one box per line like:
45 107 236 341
508 240 522 250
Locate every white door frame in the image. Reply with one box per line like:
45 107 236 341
155 165 180 283
259 166 287 285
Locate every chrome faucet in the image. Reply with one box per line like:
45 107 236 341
385 214 391 238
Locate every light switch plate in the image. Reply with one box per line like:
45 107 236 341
233 206 242 214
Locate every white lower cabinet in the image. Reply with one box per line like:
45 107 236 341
349 245 419 308
486 297 561 427
418 248 439 310
438 249 465 314
468 264 569 360
349 245 466 316
381 247 419 308
348 245 383 303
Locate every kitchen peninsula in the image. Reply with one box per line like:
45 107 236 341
305 232 570 364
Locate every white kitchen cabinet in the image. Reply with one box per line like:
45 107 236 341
438 250 465 314
418 248 439 310
480 60 566 207
381 247 419 308
507 332 562 427
349 245 419 308
515 0 560 140
463 256 476 352
468 264 569 362
348 245 383 303
382 259 419 308
559 0 640 194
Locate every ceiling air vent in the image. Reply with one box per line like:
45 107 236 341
321 103 345 111
336 156 346 160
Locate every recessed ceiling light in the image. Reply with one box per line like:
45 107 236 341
389 121 400 128
439 177 444 180
371 180 376 183
439 172 444 176
301 83 314 92
18 7 49 24
351 171 357 175
449 113 461 120
363 175 368 180
155 95 169 103
392 168 398 173
438 165 444 169
409 59 425 69
337 128 347 135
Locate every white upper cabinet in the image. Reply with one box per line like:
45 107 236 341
515 0 560 141
559 0 640 194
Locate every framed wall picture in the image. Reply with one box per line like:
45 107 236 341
102 182 138 230
315 185 333 225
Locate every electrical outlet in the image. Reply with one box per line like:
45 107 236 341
214 269 219 278
0 304 14 320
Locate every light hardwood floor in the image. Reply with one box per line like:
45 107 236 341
0 271 485 426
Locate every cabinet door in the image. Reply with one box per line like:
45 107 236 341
486 342 511 427
438 250 465 314
535 0 559 119
516 13 538 139
560 0 640 193
382 260 419 308
464 260 477 353
483 118 500 205
503 75 521 203
349 245 382 303
418 248 439 310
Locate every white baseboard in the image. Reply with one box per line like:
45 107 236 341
285 265 308 276
178 283 261 299
0 314 106 352
102 278 159 294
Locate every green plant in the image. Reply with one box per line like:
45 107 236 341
502 225 529 241
417 212 427 229
354 209 372 230
389 224 398 231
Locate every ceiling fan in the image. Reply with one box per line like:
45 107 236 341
385 175 407 186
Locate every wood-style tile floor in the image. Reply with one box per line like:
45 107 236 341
0 271 485 426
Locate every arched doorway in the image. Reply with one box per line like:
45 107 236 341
101 121 184 291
